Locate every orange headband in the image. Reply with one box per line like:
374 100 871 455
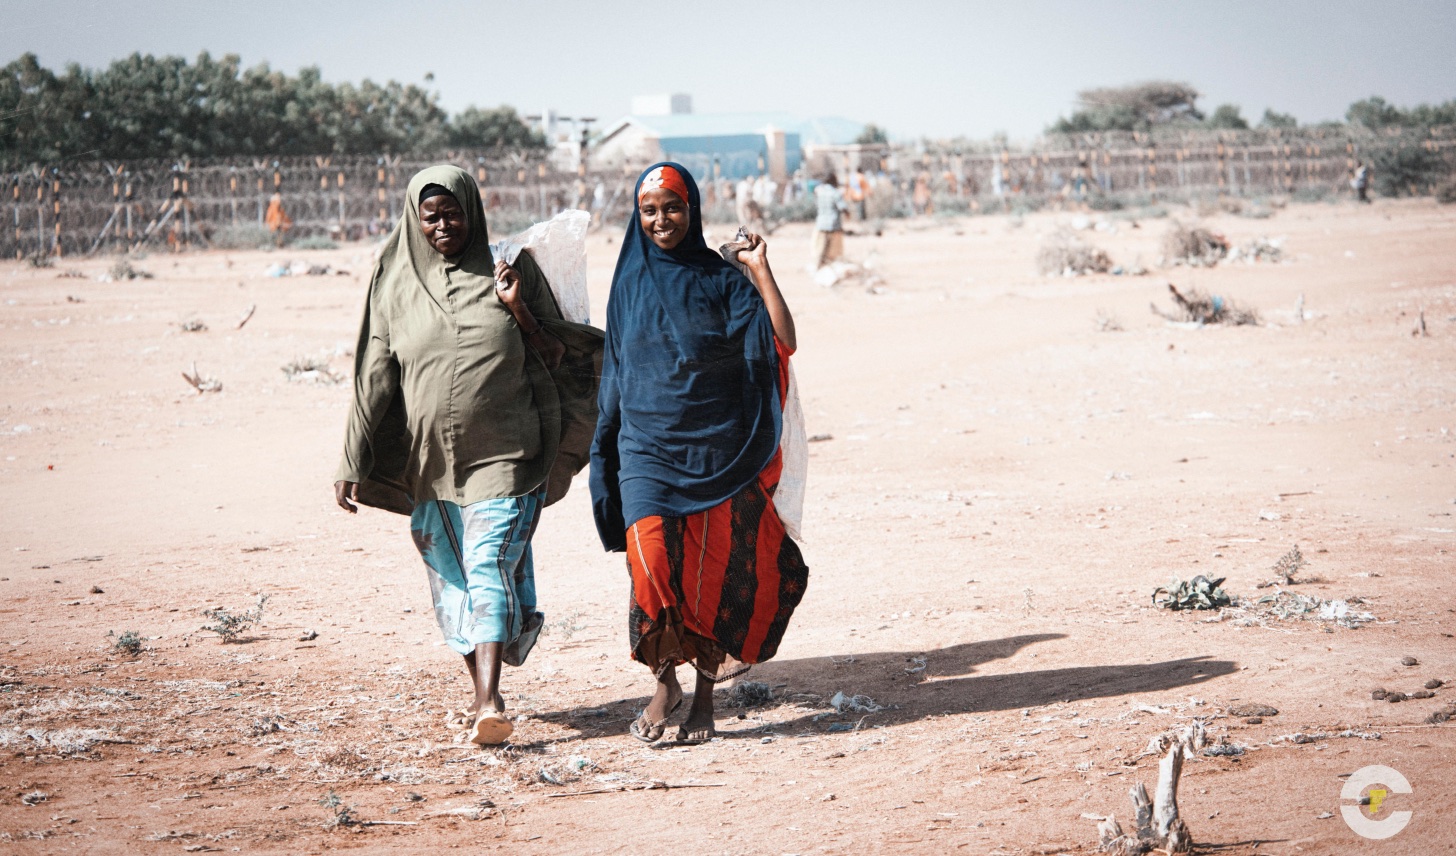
638 165 690 205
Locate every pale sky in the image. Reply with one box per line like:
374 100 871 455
3 0 1454 141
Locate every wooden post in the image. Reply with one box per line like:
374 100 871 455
180 162 192 249
11 176 20 260
376 160 388 226
124 172 134 243
387 157 397 221
1146 141 1158 200
35 175 45 259
538 162 548 220
337 170 346 228
1216 139 1227 195
229 168 239 225
110 165 122 246
50 169 61 257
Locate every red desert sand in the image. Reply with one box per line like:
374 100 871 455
1 199 1453 853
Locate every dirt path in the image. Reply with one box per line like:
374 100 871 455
2 199 1454 854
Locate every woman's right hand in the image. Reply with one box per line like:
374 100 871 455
334 480 359 514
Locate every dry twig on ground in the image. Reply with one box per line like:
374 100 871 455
181 362 222 393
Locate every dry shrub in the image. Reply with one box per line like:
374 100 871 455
1151 283 1259 326
1161 221 1229 267
1036 229 1113 276
1437 177 1456 205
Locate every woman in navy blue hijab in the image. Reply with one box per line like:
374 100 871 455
591 163 808 744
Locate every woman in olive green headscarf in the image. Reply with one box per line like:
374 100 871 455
333 164 602 746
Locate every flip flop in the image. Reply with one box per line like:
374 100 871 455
470 711 513 746
445 708 473 729
629 698 682 744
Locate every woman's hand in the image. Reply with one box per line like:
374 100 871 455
494 260 523 308
334 480 360 514
526 328 566 371
736 232 795 351
739 231 770 274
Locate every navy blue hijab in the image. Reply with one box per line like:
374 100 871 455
590 163 782 552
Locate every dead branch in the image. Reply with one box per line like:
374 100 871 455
236 304 256 330
544 781 726 799
181 362 222 394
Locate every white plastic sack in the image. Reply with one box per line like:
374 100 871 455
491 209 592 324
776 362 808 542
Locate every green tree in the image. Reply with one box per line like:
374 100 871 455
1049 80 1203 134
446 106 545 149
0 52 538 164
855 123 889 145
1404 100 1456 127
1205 104 1248 130
1258 108 1298 129
1346 96 1404 129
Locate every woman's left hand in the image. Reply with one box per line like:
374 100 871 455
739 232 769 271
494 260 522 307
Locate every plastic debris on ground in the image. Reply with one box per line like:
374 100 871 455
281 355 344 384
1152 575 1231 611
264 260 347 278
828 691 884 714
1212 588 1378 629
813 255 886 292
726 680 774 708
1228 236 1284 264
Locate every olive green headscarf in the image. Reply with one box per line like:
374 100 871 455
345 164 604 515
393 164 496 307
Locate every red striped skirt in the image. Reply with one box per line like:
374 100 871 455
625 453 808 681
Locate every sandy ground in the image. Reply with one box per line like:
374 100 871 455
1 198 1454 855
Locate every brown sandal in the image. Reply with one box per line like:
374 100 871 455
629 698 681 743
470 711 513 746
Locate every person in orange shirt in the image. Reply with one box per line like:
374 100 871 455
264 192 292 247
846 165 870 221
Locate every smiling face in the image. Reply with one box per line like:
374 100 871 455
638 187 690 251
418 194 469 257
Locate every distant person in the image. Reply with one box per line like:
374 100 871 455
591 162 808 745
734 177 753 225
752 174 778 211
334 165 603 747
1351 161 1372 204
942 168 960 197
847 165 870 220
1072 153 1091 202
811 172 848 270
912 169 934 216
264 192 292 247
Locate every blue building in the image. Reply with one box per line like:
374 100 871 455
594 111 865 181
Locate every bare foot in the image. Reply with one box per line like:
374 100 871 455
474 690 506 715
674 709 716 744
675 671 717 743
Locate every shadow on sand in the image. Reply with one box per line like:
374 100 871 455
533 633 1237 741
